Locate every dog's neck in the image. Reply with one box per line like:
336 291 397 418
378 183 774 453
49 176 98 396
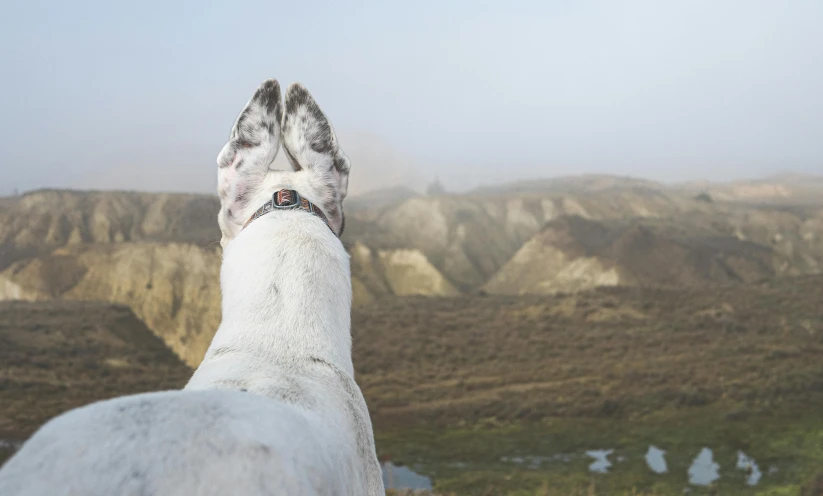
204 210 354 377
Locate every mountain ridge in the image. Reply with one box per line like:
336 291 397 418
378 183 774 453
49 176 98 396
1 174 822 366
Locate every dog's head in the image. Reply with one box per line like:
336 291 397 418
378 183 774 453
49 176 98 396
216 79 350 247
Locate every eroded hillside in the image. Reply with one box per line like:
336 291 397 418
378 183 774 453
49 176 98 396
1 243 222 366
485 205 823 294
2 176 822 368
0 190 220 272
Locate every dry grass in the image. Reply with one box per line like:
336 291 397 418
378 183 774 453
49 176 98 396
353 275 823 428
0 300 191 447
3 277 823 493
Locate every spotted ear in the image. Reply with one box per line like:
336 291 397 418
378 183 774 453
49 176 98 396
216 79 282 244
281 83 350 234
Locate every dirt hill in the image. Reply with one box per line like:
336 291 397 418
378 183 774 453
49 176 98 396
484 204 823 295
342 187 698 293
0 190 467 365
486 216 776 295
1 243 222 366
0 300 191 463
2 177 822 368
680 173 823 205
0 189 220 272
478 173 823 206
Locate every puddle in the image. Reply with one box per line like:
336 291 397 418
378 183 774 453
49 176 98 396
445 445 766 489
688 448 720 486
382 462 432 490
736 451 762 486
645 445 668 474
586 449 613 473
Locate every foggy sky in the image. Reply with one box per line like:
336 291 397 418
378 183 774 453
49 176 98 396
1 0 821 196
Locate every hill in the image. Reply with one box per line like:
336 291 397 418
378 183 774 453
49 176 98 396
1 176 822 368
680 173 823 205
342 186 698 292
1 243 222 366
0 189 220 273
483 207 823 294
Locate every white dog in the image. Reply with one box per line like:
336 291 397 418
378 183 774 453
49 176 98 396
0 79 385 496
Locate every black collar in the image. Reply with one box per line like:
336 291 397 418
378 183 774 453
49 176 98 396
243 189 333 234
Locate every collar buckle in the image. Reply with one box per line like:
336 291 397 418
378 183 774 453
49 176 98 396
272 189 301 209
243 189 335 235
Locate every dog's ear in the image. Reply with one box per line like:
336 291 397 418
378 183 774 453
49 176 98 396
281 83 350 234
216 79 282 244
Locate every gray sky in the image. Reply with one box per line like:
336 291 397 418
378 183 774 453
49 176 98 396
1 0 822 196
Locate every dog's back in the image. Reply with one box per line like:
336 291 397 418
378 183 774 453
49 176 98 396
0 389 365 496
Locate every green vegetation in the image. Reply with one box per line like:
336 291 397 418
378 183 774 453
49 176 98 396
377 404 823 495
350 276 823 494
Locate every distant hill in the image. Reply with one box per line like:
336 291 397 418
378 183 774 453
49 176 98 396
483 215 776 294
680 173 823 205
477 172 823 205
0 189 220 273
343 185 698 293
471 174 670 196
1 174 822 367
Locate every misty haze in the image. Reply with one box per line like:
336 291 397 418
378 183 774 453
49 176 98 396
1 1 823 495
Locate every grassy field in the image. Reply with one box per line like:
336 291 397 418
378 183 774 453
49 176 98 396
0 301 191 452
375 402 823 495
2 276 823 494
353 276 823 429
352 276 823 494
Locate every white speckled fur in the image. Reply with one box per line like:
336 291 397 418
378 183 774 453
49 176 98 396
0 79 384 496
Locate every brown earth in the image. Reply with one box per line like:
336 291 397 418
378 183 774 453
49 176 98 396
6 275 820 433
353 275 823 429
484 206 823 295
0 189 220 272
0 300 191 462
2 279 823 493
1 178 822 370
1 243 223 366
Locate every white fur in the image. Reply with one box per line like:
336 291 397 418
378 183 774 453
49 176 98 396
0 80 384 496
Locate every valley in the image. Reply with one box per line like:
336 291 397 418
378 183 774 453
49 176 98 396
1 173 822 494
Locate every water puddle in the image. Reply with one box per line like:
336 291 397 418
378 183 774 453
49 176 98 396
688 448 720 486
736 451 762 486
585 449 613 473
494 444 768 488
382 462 432 490
645 445 668 474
